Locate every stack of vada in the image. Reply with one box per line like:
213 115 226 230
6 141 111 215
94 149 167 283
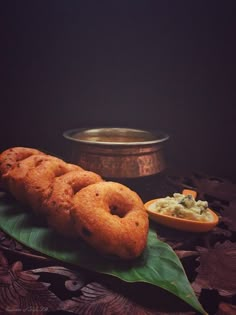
0 147 149 260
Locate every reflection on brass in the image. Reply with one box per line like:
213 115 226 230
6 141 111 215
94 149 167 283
72 128 159 143
63 128 169 178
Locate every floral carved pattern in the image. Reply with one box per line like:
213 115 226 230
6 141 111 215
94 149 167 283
192 241 236 297
0 252 61 314
61 282 156 315
0 171 235 314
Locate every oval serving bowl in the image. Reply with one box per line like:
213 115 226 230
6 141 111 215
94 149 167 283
63 127 169 179
144 190 219 232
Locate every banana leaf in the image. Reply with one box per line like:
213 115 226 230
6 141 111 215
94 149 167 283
0 192 205 314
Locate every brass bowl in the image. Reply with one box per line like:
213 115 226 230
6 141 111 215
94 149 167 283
63 128 169 178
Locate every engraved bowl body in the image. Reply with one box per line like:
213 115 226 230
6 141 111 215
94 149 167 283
63 128 169 179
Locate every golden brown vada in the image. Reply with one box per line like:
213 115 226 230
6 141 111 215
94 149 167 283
0 146 149 260
0 147 44 189
71 181 149 260
23 156 82 214
4 154 48 204
44 170 103 237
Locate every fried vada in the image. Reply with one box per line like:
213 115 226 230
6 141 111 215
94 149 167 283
71 181 149 260
44 170 103 237
0 147 44 189
23 156 82 214
0 146 149 260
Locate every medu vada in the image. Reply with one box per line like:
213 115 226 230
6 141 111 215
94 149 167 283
0 146 149 260
4 154 48 204
22 156 83 214
43 170 103 237
71 181 149 260
0 147 44 189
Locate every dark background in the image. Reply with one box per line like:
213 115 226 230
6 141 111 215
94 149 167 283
1 1 236 180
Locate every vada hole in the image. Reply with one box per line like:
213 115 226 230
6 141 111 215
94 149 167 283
54 168 68 177
72 182 83 194
110 205 125 218
35 159 44 167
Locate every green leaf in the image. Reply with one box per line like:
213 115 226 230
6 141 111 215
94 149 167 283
0 192 205 314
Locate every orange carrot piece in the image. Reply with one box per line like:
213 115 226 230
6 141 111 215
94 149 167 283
182 189 197 199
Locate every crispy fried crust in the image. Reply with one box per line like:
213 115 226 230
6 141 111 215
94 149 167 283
0 147 45 189
5 154 82 207
23 156 81 214
71 182 149 259
43 170 103 237
0 146 149 260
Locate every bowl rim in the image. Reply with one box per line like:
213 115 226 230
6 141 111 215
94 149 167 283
63 127 169 146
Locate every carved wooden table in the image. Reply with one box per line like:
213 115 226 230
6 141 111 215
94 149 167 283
0 171 236 314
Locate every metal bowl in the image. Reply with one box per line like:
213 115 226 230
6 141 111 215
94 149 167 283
63 127 169 178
